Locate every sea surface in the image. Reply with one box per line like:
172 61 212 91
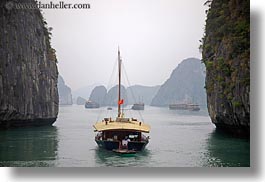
0 105 250 167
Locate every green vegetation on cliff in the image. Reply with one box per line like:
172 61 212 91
201 0 250 136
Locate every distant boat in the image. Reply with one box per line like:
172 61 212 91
169 103 188 110
131 103 144 110
187 104 200 111
107 107 112 110
93 48 150 152
85 100 100 108
169 103 200 111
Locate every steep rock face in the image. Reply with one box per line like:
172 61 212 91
72 83 99 101
89 85 107 106
201 0 250 136
0 0 59 128
151 58 206 107
58 75 72 105
127 85 160 105
76 96 86 105
105 85 127 106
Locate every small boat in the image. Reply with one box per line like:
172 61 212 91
85 100 100 108
187 104 200 111
107 107 112 110
131 103 144 110
169 103 188 110
169 102 200 111
93 48 150 152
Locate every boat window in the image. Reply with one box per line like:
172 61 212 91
129 135 138 139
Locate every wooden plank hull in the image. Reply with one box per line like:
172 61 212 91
113 149 136 155
95 140 148 151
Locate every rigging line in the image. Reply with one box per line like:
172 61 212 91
121 63 137 103
96 58 118 121
106 71 118 107
121 62 145 122
127 104 133 118
105 58 118 95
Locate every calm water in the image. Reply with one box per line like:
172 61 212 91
0 105 250 167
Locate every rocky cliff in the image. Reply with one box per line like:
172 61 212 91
88 84 159 106
201 0 250 136
89 85 107 106
104 85 127 106
0 0 59 128
127 85 160 105
58 75 73 105
72 83 99 101
76 96 86 105
151 58 206 107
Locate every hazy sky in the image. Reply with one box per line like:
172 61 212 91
42 0 207 90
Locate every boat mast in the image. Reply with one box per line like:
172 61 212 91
118 47 121 117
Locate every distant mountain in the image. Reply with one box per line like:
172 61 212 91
76 96 86 105
72 83 100 101
89 86 107 106
87 84 159 106
127 85 160 105
58 75 73 105
104 85 127 106
151 58 206 107
84 83 160 107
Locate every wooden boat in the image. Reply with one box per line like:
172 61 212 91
169 103 188 110
187 104 200 111
131 102 144 110
93 48 150 152
169 102 200 111
85 100 100 108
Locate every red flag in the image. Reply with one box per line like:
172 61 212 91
118 99 124 105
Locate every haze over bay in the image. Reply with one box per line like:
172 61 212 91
42 0 207 90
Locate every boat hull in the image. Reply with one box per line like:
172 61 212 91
189 108 200 111
131 105 144 110
131 103 144 110
85 105 99 109
95 140 148 151
85 101 100 108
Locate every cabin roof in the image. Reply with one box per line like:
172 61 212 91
93 117 150 133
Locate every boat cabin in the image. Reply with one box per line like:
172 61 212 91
93 117 150 151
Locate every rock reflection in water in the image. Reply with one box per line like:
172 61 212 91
204 129 250 167
0 126 58 167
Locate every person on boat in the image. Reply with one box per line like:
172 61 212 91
127 136 131 143
122 136 130 149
